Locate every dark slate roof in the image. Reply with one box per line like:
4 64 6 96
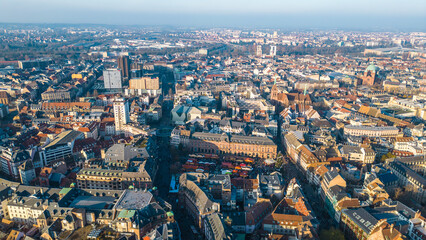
390 161 426 188
343 208 378 234
20 160 34 171
205 213 226 240
377 172 399 185
328 185 348 201
397 156 426 165
208 174 231 190
260 172 284 186
311 119 332 128
323 170 340 186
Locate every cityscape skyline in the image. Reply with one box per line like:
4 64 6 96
0 0 425 30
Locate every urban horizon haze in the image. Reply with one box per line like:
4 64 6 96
0 0 425 30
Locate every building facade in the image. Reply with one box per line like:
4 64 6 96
185 132 277 159
117 56 131 79
113 98 130 134
344 125 399 138
103 69 122 89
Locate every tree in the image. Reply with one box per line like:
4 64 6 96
393 187 403 199
275 152 284 168
320 227 345 240
380 152 396 163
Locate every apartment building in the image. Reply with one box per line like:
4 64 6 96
178 174 220 229
41 102 91 112
339 146 376 164
283 132 324 173
344 125 399 138
388 160 426 204
77 122 99 139
41 86 77 102
113 98 130 134
0 148 31 180
77 165 154 191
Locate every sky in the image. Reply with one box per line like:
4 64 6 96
0 0 425 30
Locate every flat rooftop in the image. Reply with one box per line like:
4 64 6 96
114 190 153 210
69 196 115 209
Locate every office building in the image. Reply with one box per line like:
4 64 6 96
38 130 84 167
126 77 161 97
103 69 122 89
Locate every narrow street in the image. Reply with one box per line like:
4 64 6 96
277 137 331 230
153 69 175 200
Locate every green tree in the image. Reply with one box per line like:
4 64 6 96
380 152 396 162
275 152 284 168
320 227 345 240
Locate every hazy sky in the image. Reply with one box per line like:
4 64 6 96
1 0 425 30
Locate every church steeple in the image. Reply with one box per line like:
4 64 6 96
272 75 278 85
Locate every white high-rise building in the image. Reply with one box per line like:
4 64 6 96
113 98 130 134
103 69 122 89
270 45 277 57
256 45 262 57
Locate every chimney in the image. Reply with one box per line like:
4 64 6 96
390 223 394 233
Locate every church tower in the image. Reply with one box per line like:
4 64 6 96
362 64 380 86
